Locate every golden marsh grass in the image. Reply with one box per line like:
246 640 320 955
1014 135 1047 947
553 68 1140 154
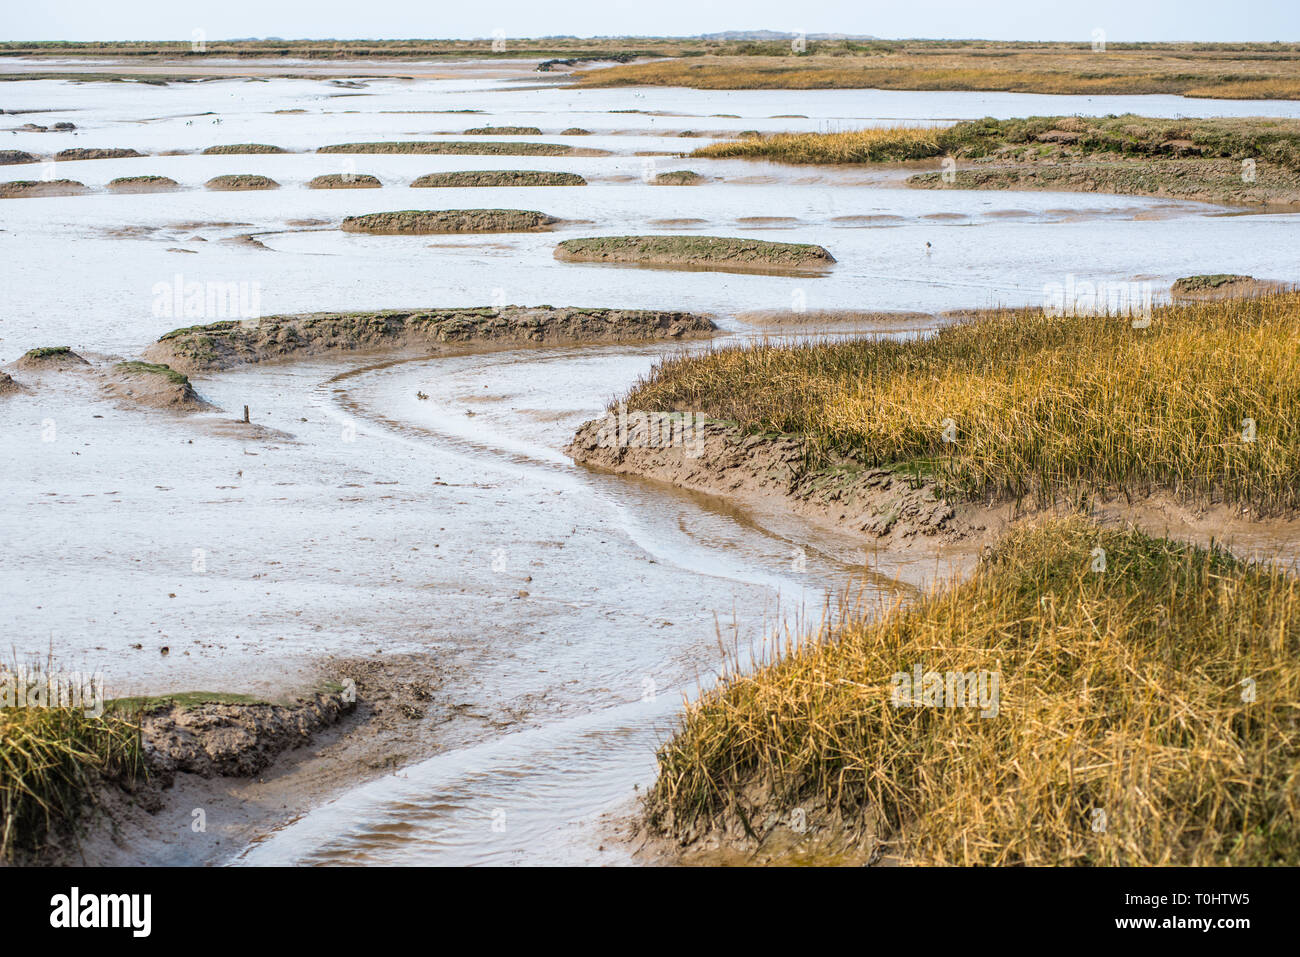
0 691 143 860
693 115 1300 172
648 516 1300 865
576 46 1300 99
624 293 1300 511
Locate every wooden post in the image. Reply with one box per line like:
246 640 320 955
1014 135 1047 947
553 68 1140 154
243 405 250 423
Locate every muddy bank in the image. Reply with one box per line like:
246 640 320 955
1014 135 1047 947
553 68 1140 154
568 415 1300 562
30 687 356 866
410 170 586 187
205 174 280 190
308 172 381 188
908 157 1300 207
145 306 717 374
318 140 596 156
554 235 836 274
38 646 487 867
568 416 982 548
140 690 354 779
0 149 38 165
108 175 179 193
341 208 557 234
0 179 88 198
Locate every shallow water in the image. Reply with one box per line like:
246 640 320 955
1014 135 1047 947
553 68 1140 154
2 60 1298 865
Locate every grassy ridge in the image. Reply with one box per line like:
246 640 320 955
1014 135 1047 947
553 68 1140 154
648 516 1300 864
693 115 1300 170
623 293 1300 511
7 40 1298 100
575 46 1300 99
694 126 946 163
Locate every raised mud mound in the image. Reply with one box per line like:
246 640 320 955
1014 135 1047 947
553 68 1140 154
308 172 382 189
567 417 970 545
651 170 704 185
0 150 38 165
463 126 543 135
555 235 837 273
340 208 557 234
55 147 144 161
141 690 354 779
15 346 89 369
109 361 214 411
410 170 587 187
0 371 27 396
201 143 288 154
205 174 280 191
0 179 88 198
318 140 576 156
107 175 179 192
145 306 717 373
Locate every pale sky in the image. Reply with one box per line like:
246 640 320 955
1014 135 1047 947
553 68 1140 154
4 0 1298 43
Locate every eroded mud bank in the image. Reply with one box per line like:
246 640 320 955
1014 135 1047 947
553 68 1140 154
146 306 717 374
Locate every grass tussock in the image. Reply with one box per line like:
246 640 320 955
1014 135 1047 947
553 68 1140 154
648 516 1300 864
1 686 143 860
622 293 1300 511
